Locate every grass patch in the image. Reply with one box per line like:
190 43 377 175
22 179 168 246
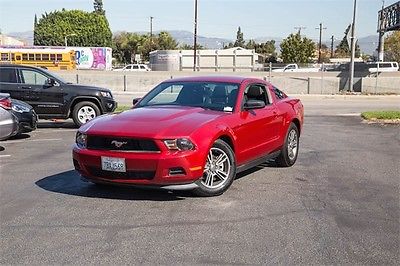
361 110 400 120
114 105 131 112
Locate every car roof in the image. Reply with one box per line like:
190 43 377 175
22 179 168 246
0 63 41 70
166 76 263 84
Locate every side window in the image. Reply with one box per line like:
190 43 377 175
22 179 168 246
20 69 49 85
132 65 139 70
244 84 270 105
273 86 286 100
0 68 18 83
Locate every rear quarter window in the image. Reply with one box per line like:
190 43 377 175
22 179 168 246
273 86 287 100
0 68 18 83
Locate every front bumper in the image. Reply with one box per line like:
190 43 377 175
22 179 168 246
101 98 117 113
72 145 206 186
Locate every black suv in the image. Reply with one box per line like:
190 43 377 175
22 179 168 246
0 64 117 126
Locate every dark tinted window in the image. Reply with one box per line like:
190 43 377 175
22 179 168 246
0 68 18 83
273 87 286 100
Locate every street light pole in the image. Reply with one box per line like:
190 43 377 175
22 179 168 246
316 23 327 63
193 0 198 71
348 0 358 92
64 33 77 47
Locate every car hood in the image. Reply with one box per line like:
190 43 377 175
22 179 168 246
64 84 110 92
80 106 227 138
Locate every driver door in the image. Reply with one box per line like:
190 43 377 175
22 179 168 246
18 68 65 116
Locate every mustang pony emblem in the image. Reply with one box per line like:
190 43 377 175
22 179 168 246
111 140 128 148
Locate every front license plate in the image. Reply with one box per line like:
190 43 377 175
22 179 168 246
101 157 126 172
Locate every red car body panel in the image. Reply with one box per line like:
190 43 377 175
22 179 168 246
73 76 304 186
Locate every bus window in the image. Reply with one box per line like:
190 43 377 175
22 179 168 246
56 54 62 61
1 53 9 61
35 54 41 61
42 54 49 61
28 54 34 61
50 54 56 61
16 55 21 61
22 54 28 60
11 53 15 60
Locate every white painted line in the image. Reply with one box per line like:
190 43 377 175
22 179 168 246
0 155 11 158
336 113 361 117
5 138 62 144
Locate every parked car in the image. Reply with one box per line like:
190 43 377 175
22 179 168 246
272 63 320 72
0 93 18 140
367 62 399 74
73 76 304 196
0 64 117 126
113 64 151 72
11 99 38 135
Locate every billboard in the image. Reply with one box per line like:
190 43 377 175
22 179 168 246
74 47 112 70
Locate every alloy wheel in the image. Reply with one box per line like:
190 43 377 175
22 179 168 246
287 129 298 161
77 106 96 124
201 147 231 189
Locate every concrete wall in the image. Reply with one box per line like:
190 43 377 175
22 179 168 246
55 70 400 95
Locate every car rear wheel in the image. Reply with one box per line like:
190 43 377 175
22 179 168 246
276 122 299 167
193 139 236 197
72 101 101 127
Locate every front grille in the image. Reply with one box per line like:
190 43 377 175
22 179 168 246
87 136 160 152
87 166 155 180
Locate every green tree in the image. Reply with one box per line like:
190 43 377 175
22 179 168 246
280 33 315 63
34 9 112 47
156 31 178 50
384 31 400 63
93 0 105 15
223 42 234 49
335 24 360 58
234 27 245 48
112 32 146 63
179 43 205 50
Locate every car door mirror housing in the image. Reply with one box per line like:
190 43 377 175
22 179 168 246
244 100 265 110
45 78 56 87
132 97 141 107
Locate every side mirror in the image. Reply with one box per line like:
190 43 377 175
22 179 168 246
244 100 265 110
132 97 141 107
45 78 56 87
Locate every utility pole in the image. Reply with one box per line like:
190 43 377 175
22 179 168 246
193 0 198 71
294 26 306 35
348 0 358 92
377 0 385 61
330 35 335 58
150 16 154 42
316 23 327 63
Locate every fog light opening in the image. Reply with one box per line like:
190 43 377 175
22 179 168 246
169 167 186 176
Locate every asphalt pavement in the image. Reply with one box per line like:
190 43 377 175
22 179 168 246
0 97 399 264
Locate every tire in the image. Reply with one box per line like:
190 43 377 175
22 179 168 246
193 139 236 197
72 101 101 127
276 122 299 167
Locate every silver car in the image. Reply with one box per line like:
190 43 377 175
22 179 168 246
0 93 18 140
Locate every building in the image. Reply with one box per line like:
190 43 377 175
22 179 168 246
149 47 258 72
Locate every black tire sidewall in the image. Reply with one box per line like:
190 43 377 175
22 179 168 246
193 139 236 197
280 123 299 167
72 101 101 127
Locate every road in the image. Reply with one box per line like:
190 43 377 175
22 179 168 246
0 97 399 264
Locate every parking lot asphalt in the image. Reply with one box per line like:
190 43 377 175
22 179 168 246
0 97 399 264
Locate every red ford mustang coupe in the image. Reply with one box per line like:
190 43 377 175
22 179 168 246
73 76 304 196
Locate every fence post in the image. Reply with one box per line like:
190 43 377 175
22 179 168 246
269 62 272 82
321 62 324 94
123 75 127 92
307 77 311 94
76 74 79 84
375 63 380 94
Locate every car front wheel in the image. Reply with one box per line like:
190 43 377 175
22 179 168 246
72 101 101 127
193 139 236 197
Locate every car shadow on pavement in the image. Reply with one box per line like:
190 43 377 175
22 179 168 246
37 120 77 129
7 133 31 140
235 159 280 181
35 170 192 201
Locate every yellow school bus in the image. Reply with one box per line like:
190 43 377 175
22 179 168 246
0 47 76 70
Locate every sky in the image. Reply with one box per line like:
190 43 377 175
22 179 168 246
0 0 397 42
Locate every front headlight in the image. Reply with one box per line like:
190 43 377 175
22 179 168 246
76 132 87 149
164 138 195 151
100 91 113 98
12 104 30 113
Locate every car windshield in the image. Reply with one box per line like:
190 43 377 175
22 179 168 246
137 81 240 112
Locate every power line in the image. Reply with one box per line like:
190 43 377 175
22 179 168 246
294 26 306 35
